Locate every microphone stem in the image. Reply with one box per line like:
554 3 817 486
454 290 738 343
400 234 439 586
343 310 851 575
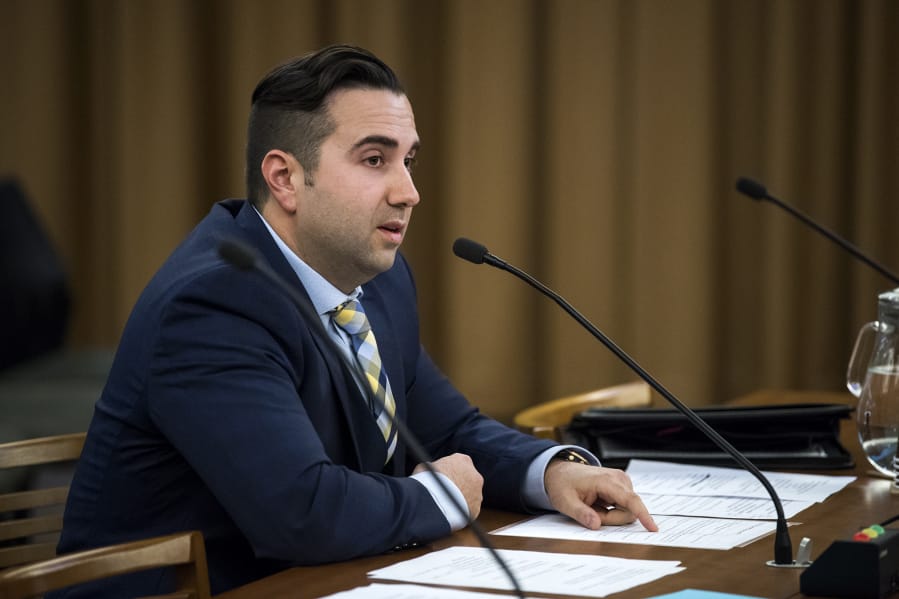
763 195 899 286
494 258 794 565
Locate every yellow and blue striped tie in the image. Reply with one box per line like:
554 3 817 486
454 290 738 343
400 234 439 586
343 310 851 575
331 300 397 462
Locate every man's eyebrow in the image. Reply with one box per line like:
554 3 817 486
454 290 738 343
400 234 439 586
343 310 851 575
351 135 420 153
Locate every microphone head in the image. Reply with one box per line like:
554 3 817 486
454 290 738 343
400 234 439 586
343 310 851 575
217 239 259 271
453 237 489 265
736 177 769 200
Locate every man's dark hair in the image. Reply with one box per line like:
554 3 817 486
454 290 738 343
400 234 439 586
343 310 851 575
245 44 405 207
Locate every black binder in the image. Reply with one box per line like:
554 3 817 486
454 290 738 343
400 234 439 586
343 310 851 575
564 403 855 470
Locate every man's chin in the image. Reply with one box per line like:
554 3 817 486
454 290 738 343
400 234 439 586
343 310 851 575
360 251 398 283
376 251 398 272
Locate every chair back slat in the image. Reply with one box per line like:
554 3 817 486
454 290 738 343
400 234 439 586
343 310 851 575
0 543 57 570
0 531 211 599
0 434 85 469
0 487 69 513
0 514 64 542
0 433 86 570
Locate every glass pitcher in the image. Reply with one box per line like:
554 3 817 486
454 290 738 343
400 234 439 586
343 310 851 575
847 288 899 477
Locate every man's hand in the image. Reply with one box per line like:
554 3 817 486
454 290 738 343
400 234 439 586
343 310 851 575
544 460 658 532
414 453 484 521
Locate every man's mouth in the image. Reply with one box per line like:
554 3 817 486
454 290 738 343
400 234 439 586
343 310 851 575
378 221 406 243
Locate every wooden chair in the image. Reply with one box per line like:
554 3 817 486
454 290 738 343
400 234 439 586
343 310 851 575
0 530 211 599
514 381 652 441
0 433 85 569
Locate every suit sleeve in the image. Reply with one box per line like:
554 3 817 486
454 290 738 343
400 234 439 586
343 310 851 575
404 347 558 512
379 254 557 512
146 266 449 565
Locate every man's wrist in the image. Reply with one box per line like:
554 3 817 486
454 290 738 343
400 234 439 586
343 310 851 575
410 470 469 531
550 448 591 465
523 446 600 511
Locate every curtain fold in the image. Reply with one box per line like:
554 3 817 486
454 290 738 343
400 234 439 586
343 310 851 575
2 0 896 423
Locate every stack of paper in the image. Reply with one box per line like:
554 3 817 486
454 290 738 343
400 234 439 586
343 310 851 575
492 460 855 550
320 582 551 598
363 546 684 598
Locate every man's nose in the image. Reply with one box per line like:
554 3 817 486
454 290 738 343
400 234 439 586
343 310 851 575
389 167 420 207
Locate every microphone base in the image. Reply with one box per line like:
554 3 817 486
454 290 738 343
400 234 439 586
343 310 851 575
766 536 813 569
765 559 812 569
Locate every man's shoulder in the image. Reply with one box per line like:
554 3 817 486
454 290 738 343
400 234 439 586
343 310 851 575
129 199 282 323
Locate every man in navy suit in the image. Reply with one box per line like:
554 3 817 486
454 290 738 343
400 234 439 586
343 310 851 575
53 44 657 596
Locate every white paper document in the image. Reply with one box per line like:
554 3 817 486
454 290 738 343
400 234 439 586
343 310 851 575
492 513 777 550
367 546 684 598
626 459 855 502
320 582 552 598
640 492 814 519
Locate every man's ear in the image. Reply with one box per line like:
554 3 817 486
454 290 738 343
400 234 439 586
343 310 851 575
260 150 304 213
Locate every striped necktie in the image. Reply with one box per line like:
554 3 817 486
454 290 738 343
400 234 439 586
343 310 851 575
330 299 397 463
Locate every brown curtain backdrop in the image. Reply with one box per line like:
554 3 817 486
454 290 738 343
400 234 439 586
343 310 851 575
2 0 897 424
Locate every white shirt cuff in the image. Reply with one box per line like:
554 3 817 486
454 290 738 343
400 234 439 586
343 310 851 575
410 470 470 531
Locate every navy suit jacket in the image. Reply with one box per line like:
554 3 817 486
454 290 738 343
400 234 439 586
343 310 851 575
53 200 556 596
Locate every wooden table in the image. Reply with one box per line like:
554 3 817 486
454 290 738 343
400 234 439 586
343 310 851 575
218 389 899 598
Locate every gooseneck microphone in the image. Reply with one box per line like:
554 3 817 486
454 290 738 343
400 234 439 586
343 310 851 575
452 237 797 567
736 177 899 286
218 238 525 599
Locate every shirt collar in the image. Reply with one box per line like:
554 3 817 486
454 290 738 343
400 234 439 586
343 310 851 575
252 205 362 316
